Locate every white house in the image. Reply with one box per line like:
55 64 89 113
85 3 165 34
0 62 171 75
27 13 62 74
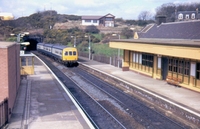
81 13 115 27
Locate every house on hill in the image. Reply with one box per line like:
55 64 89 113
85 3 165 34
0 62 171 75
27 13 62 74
136 20 200 39
81 13 115 27
110 20 200 92
175 8 200 21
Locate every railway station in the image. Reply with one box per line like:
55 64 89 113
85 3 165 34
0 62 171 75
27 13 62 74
110 20 200 91
0 41 200 128
1 15 200 129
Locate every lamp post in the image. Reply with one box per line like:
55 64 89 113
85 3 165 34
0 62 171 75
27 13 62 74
10 32 29 43
10 32 30 54
118 34 120 68
17 33 21 42
89 35 91 60
85 35 91 60
71 36 76 47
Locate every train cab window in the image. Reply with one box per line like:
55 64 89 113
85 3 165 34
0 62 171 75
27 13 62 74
69 51 72 55
73 51 76 55
65 52 68 55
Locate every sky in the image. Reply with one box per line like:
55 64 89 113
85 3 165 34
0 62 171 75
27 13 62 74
0 0 200 20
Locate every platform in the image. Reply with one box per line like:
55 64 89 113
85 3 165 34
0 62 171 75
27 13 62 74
6 55 200 128
78 56 200 115
6 56 93 129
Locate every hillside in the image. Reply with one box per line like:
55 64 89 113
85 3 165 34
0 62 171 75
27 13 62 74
0 10 144 43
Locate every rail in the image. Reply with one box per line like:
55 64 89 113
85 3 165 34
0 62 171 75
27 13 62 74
0 98 8 128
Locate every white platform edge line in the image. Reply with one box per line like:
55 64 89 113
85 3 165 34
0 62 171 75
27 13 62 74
80 62 200 118
34 55 95 129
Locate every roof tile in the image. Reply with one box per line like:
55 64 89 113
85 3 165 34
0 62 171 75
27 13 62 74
138 20 200 39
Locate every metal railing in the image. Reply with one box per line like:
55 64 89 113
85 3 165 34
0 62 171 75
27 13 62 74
0 98 8 128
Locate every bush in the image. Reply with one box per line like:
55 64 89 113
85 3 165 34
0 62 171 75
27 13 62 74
85 25 100 34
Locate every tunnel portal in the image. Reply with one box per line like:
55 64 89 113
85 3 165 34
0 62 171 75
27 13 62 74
23 36 42 51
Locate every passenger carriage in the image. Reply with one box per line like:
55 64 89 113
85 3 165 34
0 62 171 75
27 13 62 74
37 43 78 67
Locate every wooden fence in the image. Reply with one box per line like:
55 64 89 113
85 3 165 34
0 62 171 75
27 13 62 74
79 52 122 68
0 98 8 128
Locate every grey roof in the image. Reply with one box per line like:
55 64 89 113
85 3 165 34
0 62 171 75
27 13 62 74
81 16 103 20
111 38 200 47
81 13 115 20
138 20 200 39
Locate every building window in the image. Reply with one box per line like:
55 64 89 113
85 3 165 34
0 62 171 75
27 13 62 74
133 53 135 62
178 60 183 74
93 20 97 23
191 13 195 19
173 59 178 72
85 20 91 22
136 53 138 63
105 17 113 21
196 63 200 79
142 54 153 67
185 14 189 20
168 58 189 75
168 59 173 71
178 13 183 20
184 61 190 75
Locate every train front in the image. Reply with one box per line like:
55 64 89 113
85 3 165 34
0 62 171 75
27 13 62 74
63 47 79 67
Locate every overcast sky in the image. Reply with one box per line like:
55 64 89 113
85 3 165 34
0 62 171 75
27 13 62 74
0 0 199 19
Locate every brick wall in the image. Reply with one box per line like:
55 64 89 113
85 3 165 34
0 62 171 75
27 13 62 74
7 44 20 115
0 48 8 101
0 42 20 120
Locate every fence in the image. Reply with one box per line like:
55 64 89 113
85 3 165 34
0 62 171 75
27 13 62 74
79 52 122 68
0 98 8 128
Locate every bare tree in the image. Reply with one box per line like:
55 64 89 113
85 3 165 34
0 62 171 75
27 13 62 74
155 3 176 22
138 11 152 21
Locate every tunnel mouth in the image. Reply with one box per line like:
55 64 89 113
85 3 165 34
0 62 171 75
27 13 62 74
23 39 38 51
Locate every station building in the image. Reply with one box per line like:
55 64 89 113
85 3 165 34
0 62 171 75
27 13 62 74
0 42 20 120
109 20 200 91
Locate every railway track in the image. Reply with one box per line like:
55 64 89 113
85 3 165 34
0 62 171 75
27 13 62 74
70 67 190 129
35 52 196 128
35 52 126 129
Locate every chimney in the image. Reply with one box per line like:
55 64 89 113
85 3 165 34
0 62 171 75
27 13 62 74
156 15 167 25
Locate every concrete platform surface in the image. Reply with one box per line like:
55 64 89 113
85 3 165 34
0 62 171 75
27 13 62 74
6 57 93 129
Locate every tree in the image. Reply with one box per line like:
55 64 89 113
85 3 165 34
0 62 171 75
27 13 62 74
84 25 100 34
138 11 152 21
155 3 176 22
121 27 133 39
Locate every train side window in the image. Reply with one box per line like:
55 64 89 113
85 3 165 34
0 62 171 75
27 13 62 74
73 51 76 55
69 51 72 55
65 52 68 55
